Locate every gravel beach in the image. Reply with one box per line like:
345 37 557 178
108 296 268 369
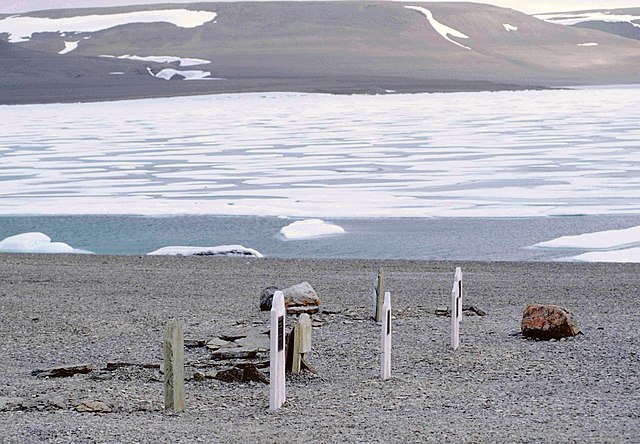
0 254 638 443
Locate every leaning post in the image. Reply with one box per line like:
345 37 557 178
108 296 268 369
451 267 463 350
270 290 286 411
164 318 185 413
374 268 385 322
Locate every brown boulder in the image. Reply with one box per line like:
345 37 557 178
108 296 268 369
521 304 580 340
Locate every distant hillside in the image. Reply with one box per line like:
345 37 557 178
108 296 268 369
1 2 640 104
536 8 640 42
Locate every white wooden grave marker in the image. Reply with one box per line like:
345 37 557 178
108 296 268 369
451 267 463 350
163 318 185 413
381 291 391 380
270 290 286 411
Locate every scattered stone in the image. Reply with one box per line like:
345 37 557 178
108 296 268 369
184 339 207 348
212 365 269 384
193 371 206 381
212 367 244 383
32 363 93 378
236 335 270 351
206 338 233 350
521 304 580 340
311 319 324 328
90 372 114 381
220 333 247 342
105 362 160 371
211 348 259 360
75 400 112 413
322 308 341 315
287 305 320 315
435 305 487 317
0 397 24 412
236 359 270 369
241 365 269 384
260 286 279 311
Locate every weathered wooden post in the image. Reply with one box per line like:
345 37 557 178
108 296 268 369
381 291 391 380
373 268 385 322
451 267 463 350
291 313 312 373
164 318 185 413
270 290 286 411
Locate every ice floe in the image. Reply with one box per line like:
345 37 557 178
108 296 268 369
533 225 640 250
0 9 217 43
151 68 213 80
101 55 211 67
280 219 345 240
0 232 93 254
571 248 640 263
405 6 470 50
577 43 598 47
503 23 518 32
58 41 79 54
535 11 640 27
147 245 263 257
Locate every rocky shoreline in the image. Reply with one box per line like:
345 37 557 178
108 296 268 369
0 254 638 443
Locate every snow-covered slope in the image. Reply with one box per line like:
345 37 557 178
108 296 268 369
1 2 640 104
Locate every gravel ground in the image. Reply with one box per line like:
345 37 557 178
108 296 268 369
0 254 638 443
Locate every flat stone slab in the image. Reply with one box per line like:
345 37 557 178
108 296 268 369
32 363 93 378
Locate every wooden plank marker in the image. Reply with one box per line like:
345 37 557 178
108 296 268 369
373 267 385 322
451 267 463 350
381 291 391 380
291 313 312 373
163 318 185 413
270 290 286 411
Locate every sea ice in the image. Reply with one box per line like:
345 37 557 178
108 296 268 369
58 41 79 54
0 232 93 254
405 6 471 50
280 219 345 240
533 225 640 250
0 9 217 43
147 245 263 257
570 247 640 263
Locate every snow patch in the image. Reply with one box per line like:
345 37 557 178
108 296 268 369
280 219 345 240
0 9 217 43
535 11 640 28
405 6 470 50
150 68 213 80
101 54 211 67
147 245 263 257
0 232 93 254
577 42 598 47
58 41 79 54
503 23 518 32
570 248 640 263
533 225 640 250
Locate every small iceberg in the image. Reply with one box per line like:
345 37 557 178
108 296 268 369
0 232 93 254
280 219 345 240
147 245 263 257
533 225 640 250
570 248 640 263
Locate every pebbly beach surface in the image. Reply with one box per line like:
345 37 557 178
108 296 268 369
0 253 638 443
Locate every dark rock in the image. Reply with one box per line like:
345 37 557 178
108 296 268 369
211 348 259 360
521 304 580 340
287 305 320 315
213 367 244 382
32 363 93 378
219 333 247 342
435 304 487 317
184 339 207 348
206 337 233 350
105 362 160 371
260 286 279 311
0 397 24 412
241 365 269 384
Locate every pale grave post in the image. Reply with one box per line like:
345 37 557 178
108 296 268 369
292 313 312 373
381 291 391 380
374 268 385 322
270 290 286 411
451 267 463 350
163 318 185 413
